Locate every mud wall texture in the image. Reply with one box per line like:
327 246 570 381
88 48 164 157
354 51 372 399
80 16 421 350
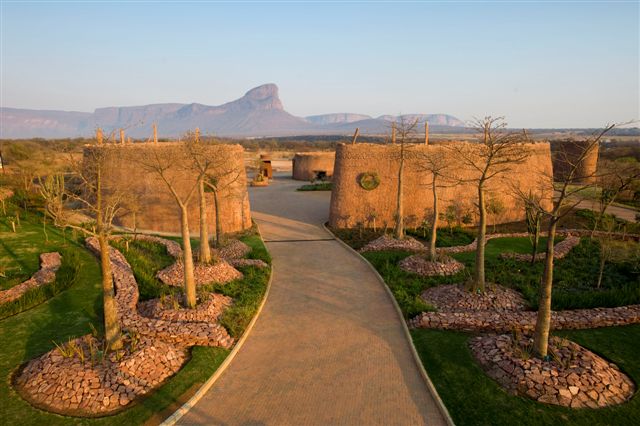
329 142 554 229
550 140 599 184
83 143 251 235
292 152 336 181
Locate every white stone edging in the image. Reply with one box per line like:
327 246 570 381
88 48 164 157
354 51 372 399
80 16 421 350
322 223 456 426
160 223 274 426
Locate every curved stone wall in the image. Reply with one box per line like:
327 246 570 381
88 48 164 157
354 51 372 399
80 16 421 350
292 152 336 181
329 142 554 229
83 143 252 235
550 140 599 184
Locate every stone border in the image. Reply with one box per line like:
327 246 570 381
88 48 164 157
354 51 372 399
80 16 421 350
160 224 274 426
323 223 456 426
410 304 640 333
0 252 62 304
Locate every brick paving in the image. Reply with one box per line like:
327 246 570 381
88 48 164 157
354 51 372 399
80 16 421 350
178 175 447 426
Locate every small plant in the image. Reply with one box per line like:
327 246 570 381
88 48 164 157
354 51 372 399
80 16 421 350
128 330 140 353
89 322 99 338
52 339 74 358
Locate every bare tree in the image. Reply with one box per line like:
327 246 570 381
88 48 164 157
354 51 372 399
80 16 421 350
519 125 616 358
40 138 136 350
591 158 640 235
187 137 245 253
416 149 454 260
390 117 419 239
446 117 528 292
135 143 203 308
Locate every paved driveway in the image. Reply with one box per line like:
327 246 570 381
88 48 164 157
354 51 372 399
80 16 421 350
177 175 447 426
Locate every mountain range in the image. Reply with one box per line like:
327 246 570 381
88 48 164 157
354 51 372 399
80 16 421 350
0 84 465 139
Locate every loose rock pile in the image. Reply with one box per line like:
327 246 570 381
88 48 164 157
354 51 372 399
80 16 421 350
214 239 252 260
157 260 243 287
470 334 635 408
139 293 232 323
0 252 62 304
228 258 269 269
15 335 186 415
399 255 465 277
420 284 527 312
359 235 426 253
500 236 581 262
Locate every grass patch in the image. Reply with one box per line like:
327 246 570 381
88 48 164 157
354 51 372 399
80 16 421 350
452 237 640 310
361 250 465 318
297 182 332 191
412 326 640 426
110 238 174 301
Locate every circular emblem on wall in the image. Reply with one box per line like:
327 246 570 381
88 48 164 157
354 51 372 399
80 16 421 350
358 172 380 190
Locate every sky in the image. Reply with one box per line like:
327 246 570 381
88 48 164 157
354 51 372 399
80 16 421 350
1 1 638 128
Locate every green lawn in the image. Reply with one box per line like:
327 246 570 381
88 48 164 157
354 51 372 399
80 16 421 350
0 212 271 425
354 232 640 426
413 326 640 426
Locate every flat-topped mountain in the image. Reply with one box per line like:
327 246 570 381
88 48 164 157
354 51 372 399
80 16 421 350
0 84 465 138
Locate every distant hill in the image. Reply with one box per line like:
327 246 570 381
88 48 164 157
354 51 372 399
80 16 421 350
0 83 466 138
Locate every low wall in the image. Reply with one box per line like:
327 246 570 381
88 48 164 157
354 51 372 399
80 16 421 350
83 143 252 235
329 142 554 229
292 152 335 181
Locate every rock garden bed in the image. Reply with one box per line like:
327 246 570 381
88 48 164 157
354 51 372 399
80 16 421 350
359 235 426 253
157 260 243 287
470 333 635 408
420 284 527 312
13 237 235 416
399 254 465 277
14 334 187 416
138 293 232 323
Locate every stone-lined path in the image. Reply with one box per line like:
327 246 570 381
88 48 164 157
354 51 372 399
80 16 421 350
177 175 448 425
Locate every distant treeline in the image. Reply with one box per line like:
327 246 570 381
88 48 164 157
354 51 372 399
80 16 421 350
1 132 638 165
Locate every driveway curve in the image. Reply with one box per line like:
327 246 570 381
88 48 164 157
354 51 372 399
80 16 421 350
177 174 448 425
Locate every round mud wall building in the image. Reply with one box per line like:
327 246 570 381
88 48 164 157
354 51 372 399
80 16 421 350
292 152 336 181
83 143 252 235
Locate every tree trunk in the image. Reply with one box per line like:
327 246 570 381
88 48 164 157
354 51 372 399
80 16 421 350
430 178 439 261
531 225 539 265
99 233 122 350
213 189 222 247
533 219 558 358
475 184 487 292
198 179 211 263
394 149 405 239
180 205 197 308
597 246 606 289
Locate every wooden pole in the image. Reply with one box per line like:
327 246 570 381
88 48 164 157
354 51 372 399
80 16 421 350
195 127 200 143
351 127 360 145
153 123 158 144
391 123 396 144
425 122 429 145
96 128 103 145
120 129 125 145
127 137 132 144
